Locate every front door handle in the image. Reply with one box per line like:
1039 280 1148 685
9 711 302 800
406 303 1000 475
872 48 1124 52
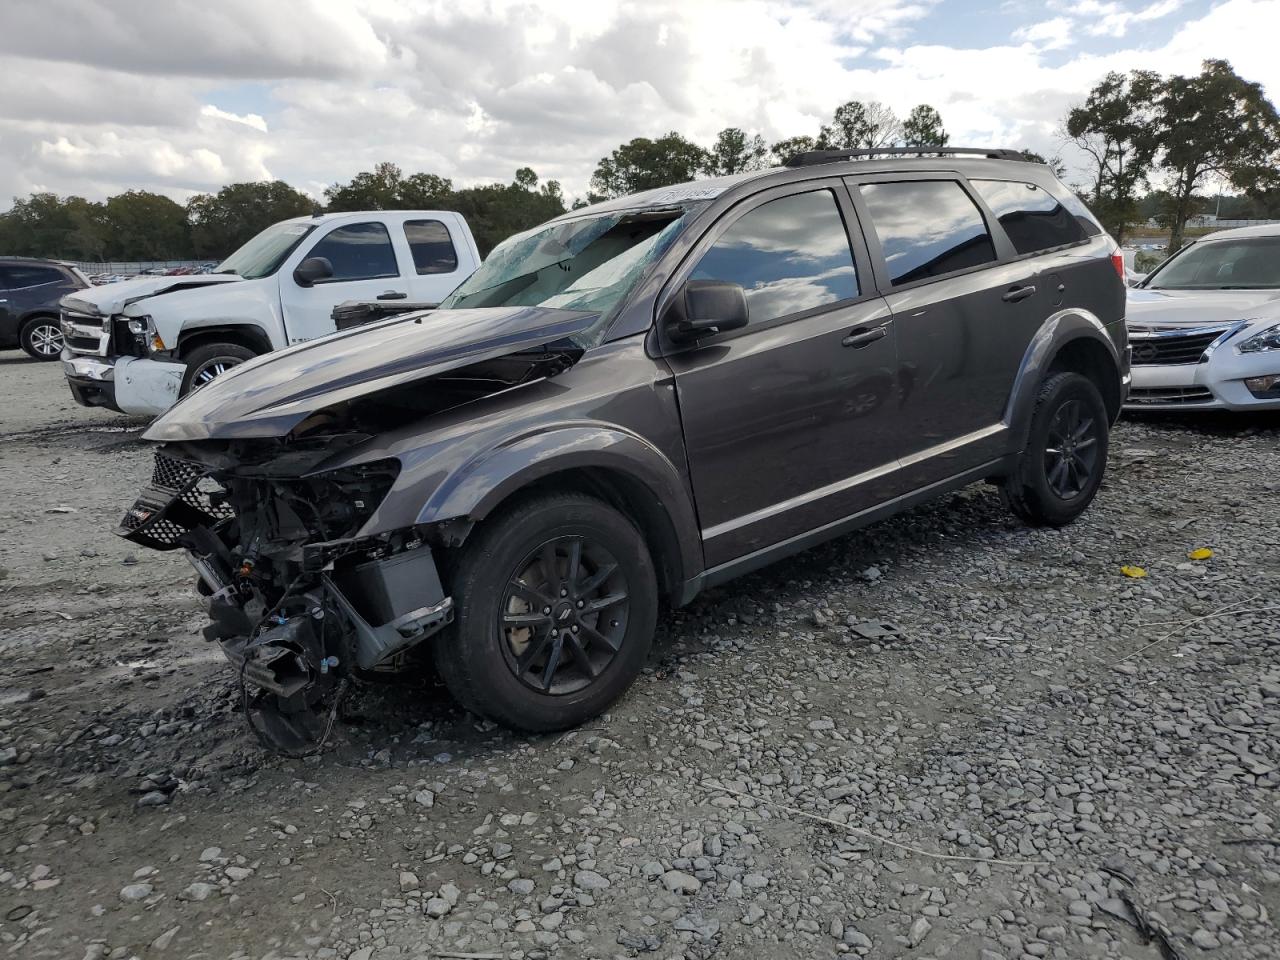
377 290 408 301
842 325 888 349
1001 284 1037 303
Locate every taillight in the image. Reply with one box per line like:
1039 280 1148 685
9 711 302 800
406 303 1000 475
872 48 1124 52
1111 251 1125 279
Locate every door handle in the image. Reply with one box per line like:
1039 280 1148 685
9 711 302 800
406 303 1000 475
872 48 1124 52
842 325 888 349
1001 284 1037 303
377 290 408 300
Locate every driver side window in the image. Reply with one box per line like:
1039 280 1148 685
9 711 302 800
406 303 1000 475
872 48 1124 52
306 222 399 282
691 190 859 326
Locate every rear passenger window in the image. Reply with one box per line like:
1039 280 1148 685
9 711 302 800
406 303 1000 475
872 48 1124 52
2 265 65 288
859 181 996 285
403 220 459 275
306 222 398 282
971 180 1088 255
691 190 858 325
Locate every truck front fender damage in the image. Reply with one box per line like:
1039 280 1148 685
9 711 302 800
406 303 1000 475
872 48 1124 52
117 341 583 754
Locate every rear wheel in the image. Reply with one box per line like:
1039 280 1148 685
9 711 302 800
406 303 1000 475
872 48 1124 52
1001 371 1109 526
434 492 658 733
19 316 63 360
180 342 255 395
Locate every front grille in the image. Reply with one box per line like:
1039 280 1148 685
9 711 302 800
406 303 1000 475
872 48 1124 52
1127 386 1215 405
152 452 202 490
117 452 234 551
61 310 106 355
1128 326 1231 366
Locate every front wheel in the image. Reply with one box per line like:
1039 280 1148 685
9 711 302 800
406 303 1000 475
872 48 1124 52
19 316 64 360
434 492 658 733
1001 371 1109 527
180 342 255 395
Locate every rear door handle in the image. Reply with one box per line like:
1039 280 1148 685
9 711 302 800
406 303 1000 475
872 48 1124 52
842 325 889 349
377 290 408 301
1001 284 1037 303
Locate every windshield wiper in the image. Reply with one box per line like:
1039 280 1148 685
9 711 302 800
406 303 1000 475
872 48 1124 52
216 269 239 275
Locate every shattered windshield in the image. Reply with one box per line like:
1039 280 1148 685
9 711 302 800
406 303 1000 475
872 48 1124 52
216 220 315 280
439 206 700 331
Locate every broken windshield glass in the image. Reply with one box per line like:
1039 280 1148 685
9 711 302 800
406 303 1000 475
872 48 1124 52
439 205 702 334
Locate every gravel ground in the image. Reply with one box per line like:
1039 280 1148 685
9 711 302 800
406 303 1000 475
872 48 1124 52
1 349 1278 960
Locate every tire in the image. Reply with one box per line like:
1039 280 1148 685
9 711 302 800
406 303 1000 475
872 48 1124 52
1001 371 1109 527
19 316 64 361
433 491 658 733
180 342 255 395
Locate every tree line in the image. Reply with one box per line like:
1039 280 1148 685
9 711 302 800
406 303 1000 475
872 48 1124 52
2 59 1276 263
1065 58 1280 250
0 166 567 262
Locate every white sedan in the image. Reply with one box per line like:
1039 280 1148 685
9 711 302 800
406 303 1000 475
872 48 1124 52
1125 223 1280 411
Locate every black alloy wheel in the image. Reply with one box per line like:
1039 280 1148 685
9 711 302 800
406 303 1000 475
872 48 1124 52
1043 397 1101 500
499 535 630 695
1000 371 1110 527
433 491 658 733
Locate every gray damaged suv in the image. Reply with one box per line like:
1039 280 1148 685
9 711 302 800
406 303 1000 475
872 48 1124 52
119 148 1128 749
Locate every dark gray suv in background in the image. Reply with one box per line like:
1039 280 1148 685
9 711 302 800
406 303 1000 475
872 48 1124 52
119 148 1128 749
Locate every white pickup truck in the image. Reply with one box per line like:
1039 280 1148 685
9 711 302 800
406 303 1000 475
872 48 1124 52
60 210 480 416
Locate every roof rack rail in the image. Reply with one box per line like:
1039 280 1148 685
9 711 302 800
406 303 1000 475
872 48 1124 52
783 147 1031 167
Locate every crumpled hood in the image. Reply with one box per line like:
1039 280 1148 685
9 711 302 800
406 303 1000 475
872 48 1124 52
144 305 598 442
61 273 242 315
1127 287 1280 327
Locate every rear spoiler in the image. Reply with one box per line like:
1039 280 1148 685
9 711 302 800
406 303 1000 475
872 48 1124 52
331 300 438 331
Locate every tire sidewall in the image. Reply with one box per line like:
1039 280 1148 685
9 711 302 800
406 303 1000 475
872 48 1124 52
443 497 657 732
1021 373 1109 525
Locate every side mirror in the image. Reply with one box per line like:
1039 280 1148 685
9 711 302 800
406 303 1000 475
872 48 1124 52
666 280 749 343
293 256 334 287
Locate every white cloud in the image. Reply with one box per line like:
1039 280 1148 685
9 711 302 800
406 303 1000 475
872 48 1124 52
200 106 269 133
0 0 1274 209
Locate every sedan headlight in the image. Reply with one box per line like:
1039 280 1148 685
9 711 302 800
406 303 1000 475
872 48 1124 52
1238 320 1280 353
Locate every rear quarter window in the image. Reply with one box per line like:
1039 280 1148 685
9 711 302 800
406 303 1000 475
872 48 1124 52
971 180 1088 255
403 220 459 275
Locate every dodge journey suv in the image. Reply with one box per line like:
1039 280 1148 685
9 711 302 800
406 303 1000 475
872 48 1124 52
119 148 1127 750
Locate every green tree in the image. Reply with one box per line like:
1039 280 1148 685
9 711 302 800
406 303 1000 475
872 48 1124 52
1064 70 1161 242
901 104 949 148
0 193 107 259
770 135 816 165
324 161 454 212
703 128 769 176
817 100 900 151
1154 59 1280 251
449 169 567 256
590 133 709 199
187 180 314 259
101 191 191 259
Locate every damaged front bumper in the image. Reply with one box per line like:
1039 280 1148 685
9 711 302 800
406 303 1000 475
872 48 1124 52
118 448 454 750
63 354 186 416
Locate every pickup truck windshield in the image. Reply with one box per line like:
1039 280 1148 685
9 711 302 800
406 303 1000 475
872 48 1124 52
215 221 316 280
439 207 697 325
1146 236 1280 290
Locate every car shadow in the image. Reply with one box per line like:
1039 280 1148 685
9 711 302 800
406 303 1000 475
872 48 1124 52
1122 409 1280 437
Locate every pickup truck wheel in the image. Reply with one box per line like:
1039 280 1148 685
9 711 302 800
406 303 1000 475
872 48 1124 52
19 316 64 360
1001 371 1109 527
180 342 255 395
434 492 658 733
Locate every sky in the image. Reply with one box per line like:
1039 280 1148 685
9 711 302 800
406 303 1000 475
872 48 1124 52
0 0 1276 207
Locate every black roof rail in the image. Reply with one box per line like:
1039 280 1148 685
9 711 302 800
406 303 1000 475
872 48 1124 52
783 147 1032 167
